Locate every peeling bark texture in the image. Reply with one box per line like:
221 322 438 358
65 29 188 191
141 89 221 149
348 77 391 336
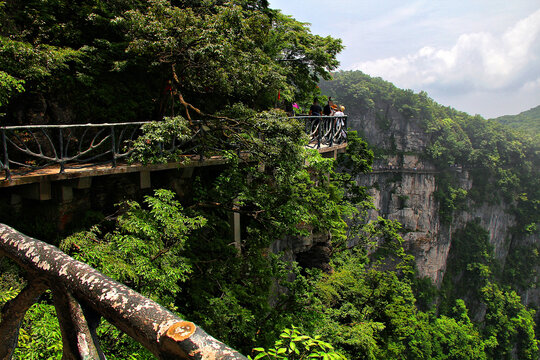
0 278 47 360
80 301 106 360
52 286 105 360
0 223 247 359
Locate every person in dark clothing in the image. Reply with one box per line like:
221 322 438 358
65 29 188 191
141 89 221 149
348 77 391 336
309 99 322 115
323 97 334 116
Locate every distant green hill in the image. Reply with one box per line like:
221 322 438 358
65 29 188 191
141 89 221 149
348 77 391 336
491 105 540 136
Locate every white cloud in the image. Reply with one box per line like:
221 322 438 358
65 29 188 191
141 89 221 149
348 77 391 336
349 8 540 94
522 77 540 91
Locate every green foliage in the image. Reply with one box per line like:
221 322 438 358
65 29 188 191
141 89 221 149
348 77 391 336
170 114 369 352
439 220 539 360
491 105 540 144
434 173 468 224
13 301 62 360
0 70 24 109
61 189 206 307
299 220 489 360
95 320 154 360
0 0 342 122
0 36 80 83
439 221 493 313
129 116 193 164
0 258 24 307
250 327 347 360
502 243 540 291
426 117 472 165
481 283 539 360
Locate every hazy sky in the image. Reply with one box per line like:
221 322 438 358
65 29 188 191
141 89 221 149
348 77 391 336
268 0 540 118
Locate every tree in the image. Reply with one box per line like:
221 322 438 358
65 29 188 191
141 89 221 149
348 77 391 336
0 0 342 123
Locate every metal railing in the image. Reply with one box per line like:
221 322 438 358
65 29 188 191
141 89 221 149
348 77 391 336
294 115 348 149
0 122 149 180
0 116 348 180
0 223 246 359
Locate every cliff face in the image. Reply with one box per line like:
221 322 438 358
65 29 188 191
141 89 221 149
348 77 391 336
348 109 535 297
357 163 521 287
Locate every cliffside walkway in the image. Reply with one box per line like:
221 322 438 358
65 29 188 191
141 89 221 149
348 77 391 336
0 116 347 188
0 223 247 359
369 168 441 175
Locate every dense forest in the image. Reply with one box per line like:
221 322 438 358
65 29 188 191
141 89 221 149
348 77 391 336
1 1 540 359
491 105 540 144
320 71 540 235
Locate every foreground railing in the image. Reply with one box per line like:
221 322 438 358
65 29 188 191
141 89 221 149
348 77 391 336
0 223 246 359
0 116 347 180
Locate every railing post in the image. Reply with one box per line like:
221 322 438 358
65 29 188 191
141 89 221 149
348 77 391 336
0 279 48 360
1 129 10 180
317 117 322 149
52 286 106 360
59 128 65 173
0 223 248 360
110 126 117 167
329 117 335 147
344 116 348 143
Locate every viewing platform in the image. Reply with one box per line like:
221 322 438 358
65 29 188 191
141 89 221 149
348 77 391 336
0 116 347 190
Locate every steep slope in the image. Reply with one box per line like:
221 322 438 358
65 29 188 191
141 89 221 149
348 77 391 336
491 105 540 137
320 70 540 310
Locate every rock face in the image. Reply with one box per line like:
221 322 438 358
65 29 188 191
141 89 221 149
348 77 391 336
357 162 521 287
348 108 538 308
349 104 429 153
358 168 447 284
272 107 537 298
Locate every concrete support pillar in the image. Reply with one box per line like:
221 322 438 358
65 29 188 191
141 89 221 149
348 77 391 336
10 194 21 206
140 171 151 189
61 185 73 203
233 212 241 252
230 201 241 254
75 177 92 189
182 167 194 179
22 181 51 201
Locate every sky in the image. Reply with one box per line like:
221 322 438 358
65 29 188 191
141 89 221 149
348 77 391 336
268 0 540 119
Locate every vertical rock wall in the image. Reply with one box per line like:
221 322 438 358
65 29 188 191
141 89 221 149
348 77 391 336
349 108 532 294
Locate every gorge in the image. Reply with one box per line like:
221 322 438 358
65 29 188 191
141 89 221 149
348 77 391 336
1 1 539 358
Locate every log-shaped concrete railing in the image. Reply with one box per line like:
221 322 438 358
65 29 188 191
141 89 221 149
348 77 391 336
0 223 247 360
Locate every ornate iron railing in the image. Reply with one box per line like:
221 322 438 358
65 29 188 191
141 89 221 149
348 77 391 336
0 122 150 180
0 223 247 359
295 115 348 149
0 116 347 180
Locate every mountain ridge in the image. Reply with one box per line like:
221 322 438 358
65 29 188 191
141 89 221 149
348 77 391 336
490 104 540 136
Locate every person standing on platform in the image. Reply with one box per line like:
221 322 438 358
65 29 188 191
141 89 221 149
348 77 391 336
309 98 322 116
323 97 334 116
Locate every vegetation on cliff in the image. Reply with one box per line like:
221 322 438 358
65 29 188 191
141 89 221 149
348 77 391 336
321 70 540 358
320 70 540 233
491 105 540 143
0 2 539 360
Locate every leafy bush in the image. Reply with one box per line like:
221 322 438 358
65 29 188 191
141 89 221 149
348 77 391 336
251 327 347 360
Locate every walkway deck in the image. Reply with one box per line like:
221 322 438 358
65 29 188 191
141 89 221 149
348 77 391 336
0 143 348 188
